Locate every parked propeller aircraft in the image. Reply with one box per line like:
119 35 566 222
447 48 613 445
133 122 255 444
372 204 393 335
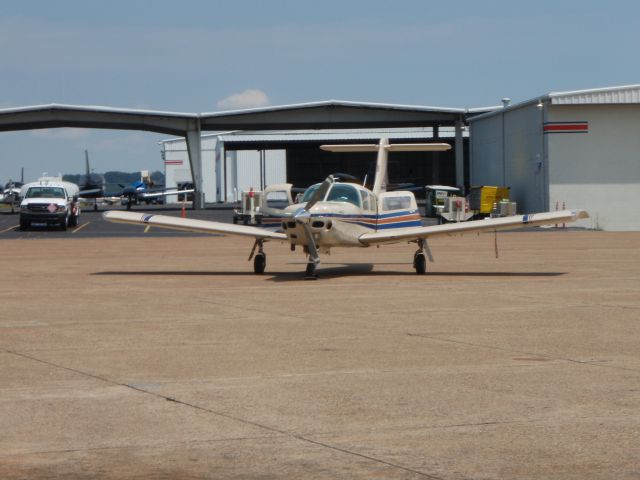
77 150 107 210
1 169 24 213
104 138 588 278
1 180 23 212
118 177 195 210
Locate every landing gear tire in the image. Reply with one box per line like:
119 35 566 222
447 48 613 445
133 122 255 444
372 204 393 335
304 262 318 280
253 253 266 274
413 252 426 275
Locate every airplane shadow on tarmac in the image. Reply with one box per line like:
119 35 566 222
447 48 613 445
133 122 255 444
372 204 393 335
93 265 565 282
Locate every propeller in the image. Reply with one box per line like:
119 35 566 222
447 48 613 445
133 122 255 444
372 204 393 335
292 175 336 268
302 175 334 211
329 172 361 184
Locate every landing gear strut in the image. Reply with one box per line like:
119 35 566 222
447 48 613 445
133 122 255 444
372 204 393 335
303 243 320 280
249 239 266 274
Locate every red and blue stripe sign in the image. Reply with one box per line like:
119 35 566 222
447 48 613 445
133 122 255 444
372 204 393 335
543 121 589 134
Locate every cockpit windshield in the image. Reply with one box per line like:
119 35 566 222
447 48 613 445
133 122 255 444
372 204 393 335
325 184 361 207
26 187 66 199
300 184 322 203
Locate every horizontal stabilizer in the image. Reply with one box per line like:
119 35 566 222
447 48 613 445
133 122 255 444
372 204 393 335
320 144 379 152
320 143 451 153
141 188 195 198
386 143 451 152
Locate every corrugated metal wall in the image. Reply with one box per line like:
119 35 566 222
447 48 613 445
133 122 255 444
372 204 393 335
547 104 640 230
470 105 545 213
163 136 218 203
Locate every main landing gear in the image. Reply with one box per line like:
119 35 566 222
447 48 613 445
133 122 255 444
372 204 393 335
249 239 266 274
413 238 433 275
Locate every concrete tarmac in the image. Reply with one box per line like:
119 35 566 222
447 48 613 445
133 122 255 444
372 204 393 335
1 230 639 479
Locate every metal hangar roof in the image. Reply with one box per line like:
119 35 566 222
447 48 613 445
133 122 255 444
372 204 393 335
199 100 476 131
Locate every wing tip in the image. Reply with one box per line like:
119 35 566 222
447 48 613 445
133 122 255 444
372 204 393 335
572 209 589 220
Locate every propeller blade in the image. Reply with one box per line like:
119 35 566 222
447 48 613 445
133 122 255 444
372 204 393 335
300 222 320 264
304 175 334 211
330 172 361 184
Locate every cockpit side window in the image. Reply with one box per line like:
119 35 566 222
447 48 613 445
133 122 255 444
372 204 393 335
382 195 412 211
326 184 361 207
359 190 370 210
369 192 377 212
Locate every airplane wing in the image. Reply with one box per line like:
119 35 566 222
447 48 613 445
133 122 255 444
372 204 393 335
141 188 195 199
103 210 287 240
79 188 103 197
359 210 589 246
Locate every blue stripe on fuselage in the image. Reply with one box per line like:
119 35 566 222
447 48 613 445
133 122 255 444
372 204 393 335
309 209 421 230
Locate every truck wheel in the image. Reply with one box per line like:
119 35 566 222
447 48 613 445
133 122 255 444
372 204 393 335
19 219 29 231
60 217 68 231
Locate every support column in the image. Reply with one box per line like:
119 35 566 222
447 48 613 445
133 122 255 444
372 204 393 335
185 123 204 209
454 119 464 191
215 139 224 203
230 151 238 202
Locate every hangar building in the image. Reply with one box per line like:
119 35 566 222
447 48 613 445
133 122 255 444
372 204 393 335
161 127 468 203
469 85 640 231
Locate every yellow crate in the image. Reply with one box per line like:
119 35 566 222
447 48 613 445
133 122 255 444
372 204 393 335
470 186 510 214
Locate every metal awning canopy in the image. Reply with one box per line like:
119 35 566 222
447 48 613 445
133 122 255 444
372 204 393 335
0 100 486 207
0 104 199 136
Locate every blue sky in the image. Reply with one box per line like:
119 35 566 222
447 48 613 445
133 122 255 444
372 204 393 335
2 0 640 179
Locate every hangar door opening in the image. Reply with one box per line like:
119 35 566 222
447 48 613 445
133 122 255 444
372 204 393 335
284 142 466 198
224 149 286 202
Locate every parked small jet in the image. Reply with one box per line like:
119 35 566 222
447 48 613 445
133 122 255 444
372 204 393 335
104 138 588 278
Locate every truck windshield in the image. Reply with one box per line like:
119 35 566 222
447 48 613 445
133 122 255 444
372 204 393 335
26 187 66 199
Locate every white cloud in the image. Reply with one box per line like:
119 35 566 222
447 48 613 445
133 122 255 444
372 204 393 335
216 89 270 111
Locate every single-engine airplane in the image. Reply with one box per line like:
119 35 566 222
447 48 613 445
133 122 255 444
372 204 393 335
103 138 588 278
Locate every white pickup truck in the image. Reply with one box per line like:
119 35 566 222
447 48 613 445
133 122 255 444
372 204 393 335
19 179 80 231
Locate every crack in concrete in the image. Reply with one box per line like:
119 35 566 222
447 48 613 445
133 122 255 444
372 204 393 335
4 349 446 480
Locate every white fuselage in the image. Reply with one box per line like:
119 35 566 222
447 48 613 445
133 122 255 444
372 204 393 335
280 183 422 253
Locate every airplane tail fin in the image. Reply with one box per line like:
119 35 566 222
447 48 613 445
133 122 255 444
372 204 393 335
320 139 451 196
85 150 90 177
